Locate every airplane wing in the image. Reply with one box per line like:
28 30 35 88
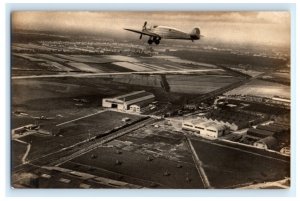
124 28 160 38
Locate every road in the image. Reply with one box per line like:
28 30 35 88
186 136 211 189
56 110 106 126
12 69 224 80
51 117 156 166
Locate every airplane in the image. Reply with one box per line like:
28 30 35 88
124 21 203 45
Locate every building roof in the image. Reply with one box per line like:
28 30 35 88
114 90 145 100
106 90 155 106
116 90 154 102
200 121 215 128
190 118 206 125
206 123 226 131
256 136 278 147
125 94 155 105
247 128 274 138
183 118 226 131
256 125 283 133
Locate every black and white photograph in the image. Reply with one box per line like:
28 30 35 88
11 10 291 189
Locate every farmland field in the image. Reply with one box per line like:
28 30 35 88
152 55 218 68
55 54 114 63
260 72 290 85
167 75 244 94
106 55 139 62
12 50 236 76
112 62 150 71
87 63 134 72
168 50 289 71
67 62 101 72
225 79 290 99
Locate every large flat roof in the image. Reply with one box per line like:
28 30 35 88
105 90 155 105
114 90 154 102
114 91 145 100
125 94 155 105
190 118 206 125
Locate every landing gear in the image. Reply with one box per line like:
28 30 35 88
148 37 161 45
154 39 160 45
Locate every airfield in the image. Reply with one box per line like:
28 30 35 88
11 31 290 189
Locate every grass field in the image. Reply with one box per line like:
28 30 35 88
58 123 205 188
12 140 28 167
16 111 141 162
61 146 203 188
191 138 290 188
12 76 149 165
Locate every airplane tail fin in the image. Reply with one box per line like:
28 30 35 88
190 27 201 40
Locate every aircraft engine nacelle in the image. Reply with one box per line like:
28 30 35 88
190 27 201 40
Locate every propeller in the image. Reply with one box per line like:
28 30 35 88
140 21 147 40
143 21 147 30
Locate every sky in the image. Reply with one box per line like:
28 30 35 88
12 11 290 47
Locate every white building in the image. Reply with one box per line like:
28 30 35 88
280 146 290 155
129 105 141 113
197 116 248 131
102 90 155 112
182 118 226 139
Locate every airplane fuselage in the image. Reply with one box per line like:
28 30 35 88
149 25 194 40
124 22 201 45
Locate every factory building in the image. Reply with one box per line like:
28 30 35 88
129 100 152 113
182 118 226 139
247 122 289 140
256 125 284 134
247 128 274 139
102 90 155 112
253 136 278 150
201 110 263 131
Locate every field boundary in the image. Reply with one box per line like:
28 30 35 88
186 136 211 189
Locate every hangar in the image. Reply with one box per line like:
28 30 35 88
102 90 155 112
